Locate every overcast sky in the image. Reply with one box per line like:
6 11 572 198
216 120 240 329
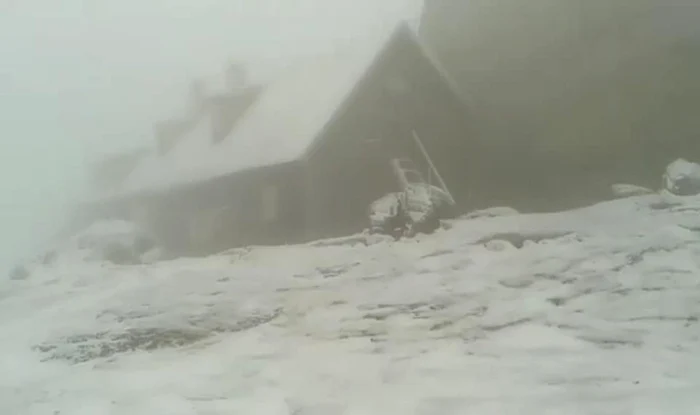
0 0 423 269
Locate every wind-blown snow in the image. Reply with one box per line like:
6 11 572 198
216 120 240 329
3 194 700 414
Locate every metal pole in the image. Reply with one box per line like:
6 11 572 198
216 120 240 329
411 130 456 205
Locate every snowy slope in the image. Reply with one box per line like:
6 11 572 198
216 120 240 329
3 194 700 414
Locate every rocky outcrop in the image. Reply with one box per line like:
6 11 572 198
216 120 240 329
663 158 700 196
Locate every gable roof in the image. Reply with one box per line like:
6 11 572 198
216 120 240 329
104 21 460 200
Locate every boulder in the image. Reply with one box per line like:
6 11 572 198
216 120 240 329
611 183 655 198
663 158 700 196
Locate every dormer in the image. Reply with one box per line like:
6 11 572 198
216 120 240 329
208 63 263 144
188 78 208 113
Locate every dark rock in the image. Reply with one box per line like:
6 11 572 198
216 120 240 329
663 158 700 196
35 309 282 363
668 175 700 196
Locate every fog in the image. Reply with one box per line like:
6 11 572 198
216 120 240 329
4 0 700 268
0 0 422 270
420 0 700 209
5 2 700 409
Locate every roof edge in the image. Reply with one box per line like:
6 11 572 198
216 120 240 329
406 24 474 112
302 21 415 162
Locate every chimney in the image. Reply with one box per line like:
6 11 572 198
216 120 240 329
224 62 247 91
155 119 189 155
188 78 208 111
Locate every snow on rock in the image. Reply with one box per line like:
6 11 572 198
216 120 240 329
611 183 655 198
461 206 520 220
663 158 700 196
3 195 700 413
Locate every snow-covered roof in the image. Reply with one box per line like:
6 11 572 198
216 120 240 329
114 23 416 197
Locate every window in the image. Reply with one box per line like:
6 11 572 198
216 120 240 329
261 184 279 222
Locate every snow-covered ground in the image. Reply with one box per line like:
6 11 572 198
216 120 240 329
3 193 700 414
